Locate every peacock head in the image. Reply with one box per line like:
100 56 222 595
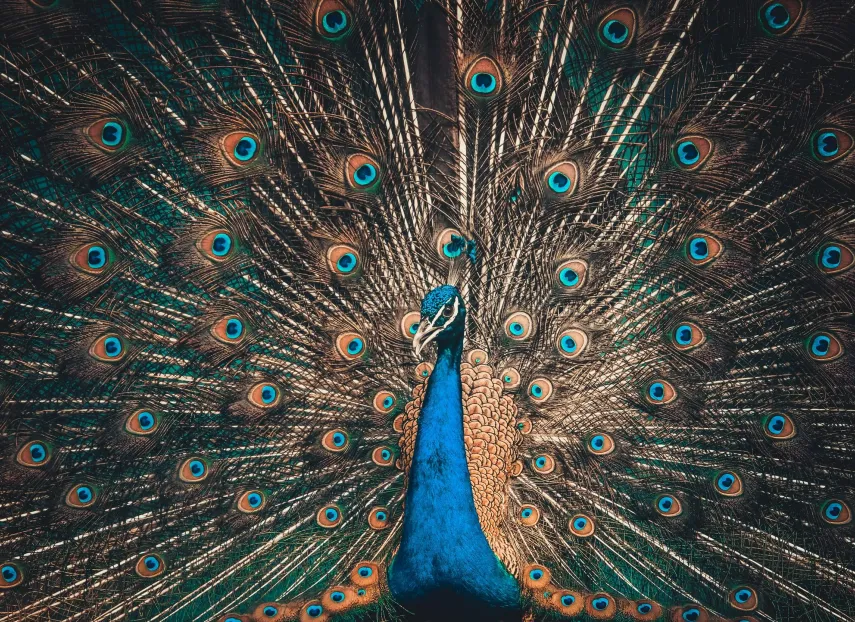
413 285 466 357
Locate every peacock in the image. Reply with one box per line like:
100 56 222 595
1 0 854 620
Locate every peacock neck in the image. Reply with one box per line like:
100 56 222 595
388 336 520 615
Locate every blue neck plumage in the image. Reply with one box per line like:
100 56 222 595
388 333 520 610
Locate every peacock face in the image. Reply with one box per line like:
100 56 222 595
413 285 466 356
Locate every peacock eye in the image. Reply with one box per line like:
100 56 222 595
321 429 349 452
262 605 278 618
555 259 588 290
544 161 579 196
673 136 712 170
0 562 23 588
435 228 467 259
680 607 702 622
531 453 555 474
315 0 353 39
636 601 656 616
763 413 796 440
345 154 382 190
528 377 554 403
414 361 433 380
66 484 97 508
728 586 758 611
135 554 165 578
211 315 246 345
464 56 503 97
556 328 588 358
221 131 260 166
516 417 532 434
126 409 159 436
598 8 636 49
812 128 854 163
817 242 854 274
372 390 396 413
16 440 51 468
587 433 615 456
500 367 521 389
645 379 676 404
569 513 595 537
655 494 682 517
89 333 127 363
335 331 366 360
467 348 488 365
71 243 114 275
317 504 343 528
519 504 540 526
87 118 128 151
504 311 534 340
372 446 395 466
179 457 209 483
560 593 576 607
671 321 705 350
247 382 281 408
368 506 390 530
807 331 843 361
714 471 743 497
821 499 852 525
197 229 235 262
685 233 722 265
327 244 360 277
590 594 613 613
759 0 802 34
237 490 266 513
529 568 544 581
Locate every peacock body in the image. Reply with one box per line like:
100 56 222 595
0 0 854 621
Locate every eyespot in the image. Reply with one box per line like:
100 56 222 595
179 457 209 483
523 564 550 588
645 379 676 404
713 471 744 497
812 128 854 163
519 504 540 526
807 331 843 361
555 259 588 290
324 586 356 611
729 586 758 611
531 453 555 474
351 561 379 585
587 593 615 616
587 433 615 456
71 243 114 275
317 504 343 528
467 349 489 365
671 322 705 350
322 429 350 452
400 311 421 339
220 616 246 622
500 367 521 389
372 391 396 414
336 331 366 360
414 362 433 380
679 606 705 622
464 56 503 97
434 227 467 260
86 118 128 151
673 136 712 170
821 499 852 525
304 603 324 619
89 333 127 363
763 413 796 440
325 243 361 278
221 131 260 166
817 242 854 274
634 601 661 618
528 377 553 403
516 417 532 435
504 311 534 340
16 440 51 467
65 484 97 508
556 328 588 358
544 161 579 196
260 604 279 618
315 0 353 39
247 382 282 408
135 553 165 578
368 506 390 530
759 0 803 34
125 409 159 436
197 229 235 262
569 513 595 537
685 233 722 266
372 446 394 466
346 153 381 190
655 494 682 517
598 8 636 49
210 315 247 345
0 562 23 588
237 490 266 513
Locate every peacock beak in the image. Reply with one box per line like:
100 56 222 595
412 318 443 358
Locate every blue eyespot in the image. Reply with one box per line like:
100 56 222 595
683 608 700 622
353 163 377 186
573 517 588 531
189 460 204 476
225 618 242 622
689 239 711 263
535 456 547 468
260 385 277 405
144 556 160 572
382 396 394 409
521 508 533 518
381 449 391 461
358 566 373 578
233 136 258 162
347 337 364 355
509 322 524 336
811 334 830 357
763 3 790 30
336 252 357 273
561 594 575 606
676 140 700 166
101 121 124 147
331 590 345 602
559 268 579 287
560 335 577 353
225 318 244 339
470 72 497 94
658 496 673 512
530 385 543 400
1 565 17 583
592 596 610 610
648 382 665 401
306 604 323 617
816 131 839 158
247 493 262 508
675 324 693 345
821 245 842 269
826 502 842 519
103 336 122 358
263 605 278 617
638 603 652 614
734 589 752 603
357 588 366 596
212 233 232 257
325 508 339 521
76 486 93 503
593 436 609 451
768 415 785 433
529 568 543 580
548 171 572 193
322 10 348 35
602 19 628 45
332 432 346 447
29 443 47 463
375 510 387 521
87 246 107 269
137 411 155 430
717 474 735 491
